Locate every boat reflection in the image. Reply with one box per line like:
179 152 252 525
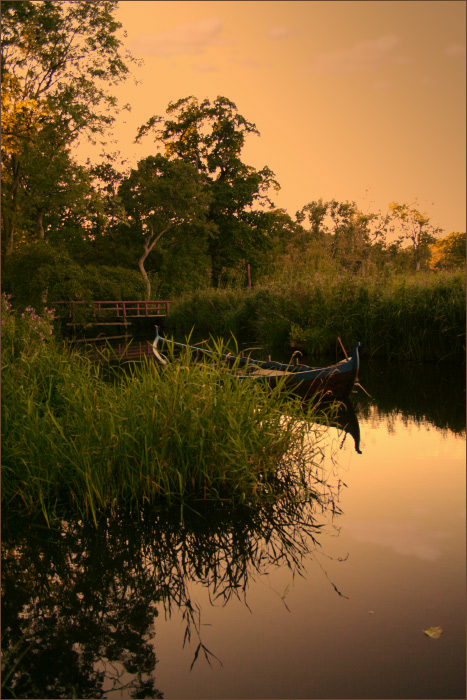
321 398 361 454
303 397 362 454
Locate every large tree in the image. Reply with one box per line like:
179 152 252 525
136 96 280 280
117 155 214 300
1 0 135 257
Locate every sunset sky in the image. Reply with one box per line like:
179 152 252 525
87 0 466 236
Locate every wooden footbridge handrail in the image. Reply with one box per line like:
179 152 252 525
52 300 172 318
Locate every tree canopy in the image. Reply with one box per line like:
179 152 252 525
429 231 466 270
388 201 442 271
1 0 134 257
136 96 280 280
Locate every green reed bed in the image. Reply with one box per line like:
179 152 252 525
166 271 466 362
165 286 259 337
2 297 330 526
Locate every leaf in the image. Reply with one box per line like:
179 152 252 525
423 626 442 639
190 642 201 671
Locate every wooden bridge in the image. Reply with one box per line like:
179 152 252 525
52 301 173 356
53 300 173 320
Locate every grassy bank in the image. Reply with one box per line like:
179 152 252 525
2 296 331 526
165 271 466 362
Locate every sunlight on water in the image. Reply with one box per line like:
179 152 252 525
152 408 466 700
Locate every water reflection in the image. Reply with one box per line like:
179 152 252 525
324 398 361 453
344 517 452 562
356 358 465 434
2 360 464 699
1 480 345 699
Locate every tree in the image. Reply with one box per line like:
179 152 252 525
389 201 442 271
248 208 307 280
87 157 129 242
1 0 135 257
117 155 214 300
429 231 466 270
3 130 95 249
2 240 146 313
135 96 280 281
2 241 86 311
296 199 387 273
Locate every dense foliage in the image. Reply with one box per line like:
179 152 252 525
1 0 135 258
1 1 464 355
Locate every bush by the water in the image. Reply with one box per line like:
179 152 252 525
2 241 146 314
165 271 466 362
1 295 330 526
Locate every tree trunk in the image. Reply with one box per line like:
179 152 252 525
137 225 170 301
36 210 45 239
138 249 152 301
2 154 22 257
2 214 15 257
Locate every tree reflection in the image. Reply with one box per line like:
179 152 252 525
357 360 466 434
2 477 344 699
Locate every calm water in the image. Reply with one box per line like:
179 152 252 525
2 360 465 699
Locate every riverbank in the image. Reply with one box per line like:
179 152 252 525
165 270 466 362
1 295 332 526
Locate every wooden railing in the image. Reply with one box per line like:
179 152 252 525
52 300 172 318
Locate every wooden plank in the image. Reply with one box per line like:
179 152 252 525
65 321 132 327
70 334 131 343
247 368 293 377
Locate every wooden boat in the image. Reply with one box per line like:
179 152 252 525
153 326 360 400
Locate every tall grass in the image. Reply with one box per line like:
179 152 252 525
2 297 331 526
166 271 466 362
164 287 259 337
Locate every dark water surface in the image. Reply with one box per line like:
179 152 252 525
2 360 465 699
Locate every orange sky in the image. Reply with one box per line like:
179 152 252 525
81 1 466 235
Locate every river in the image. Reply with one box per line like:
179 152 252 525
1 359 465 699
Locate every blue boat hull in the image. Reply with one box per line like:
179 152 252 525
153 327 360 400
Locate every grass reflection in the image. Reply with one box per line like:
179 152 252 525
2 480 345 699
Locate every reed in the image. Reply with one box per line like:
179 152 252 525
2 300 331 525
165 287 258 337
166 271 465 362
